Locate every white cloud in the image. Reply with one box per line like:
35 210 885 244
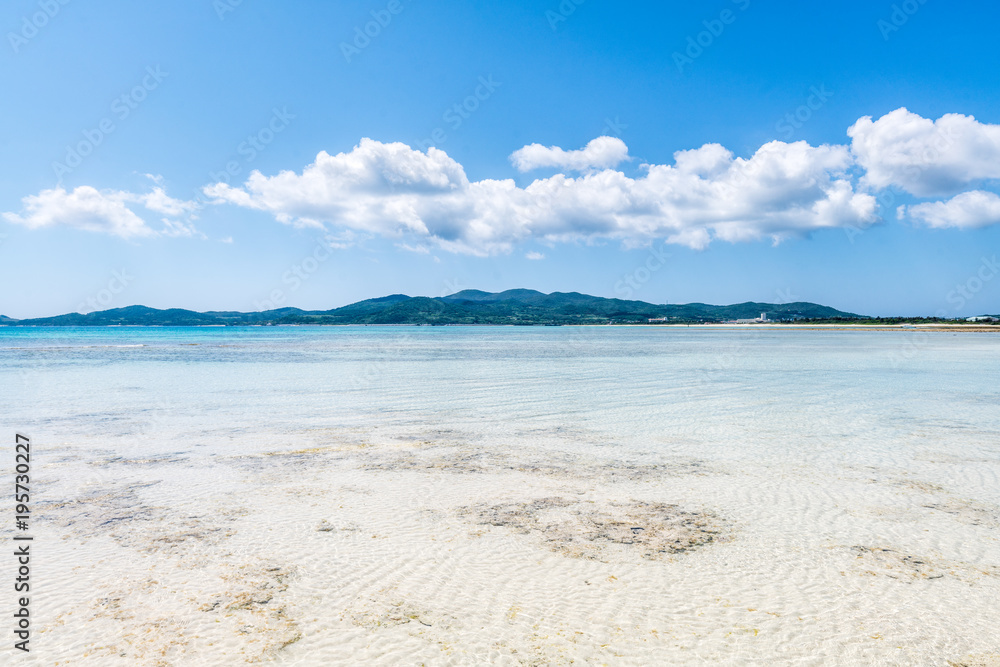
525 251 545 260
30 109 1000 250
510 136 630 172
3 186 199 239
204 139 469 235
140 187 199 218
159 218 204 238
849 108 1000 197
206 137 878 254
398 243 431 254
3 187 155 238
904 190 1000 229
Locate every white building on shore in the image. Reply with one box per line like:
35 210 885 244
730 313 770 324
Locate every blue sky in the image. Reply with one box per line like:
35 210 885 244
2 0 999 318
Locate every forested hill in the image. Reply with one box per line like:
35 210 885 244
3 290 861 326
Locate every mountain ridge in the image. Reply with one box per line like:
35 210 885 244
0 290 864 326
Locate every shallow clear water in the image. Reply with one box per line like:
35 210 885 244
2 326 999 665
4 326 999 466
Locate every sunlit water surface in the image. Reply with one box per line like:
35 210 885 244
2 326 999 665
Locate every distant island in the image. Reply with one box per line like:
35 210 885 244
1 290 997 327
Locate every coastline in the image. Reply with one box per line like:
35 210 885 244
2 322 998 332
639 323 1000 332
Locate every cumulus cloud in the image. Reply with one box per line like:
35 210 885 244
205 137 878 254
904 190 1000 229
141 187 200 218
2 186 198 239
20 108 1000 251
3 187 155 238
510 136 630 172
849 108 1000 197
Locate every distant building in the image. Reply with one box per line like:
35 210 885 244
967 316 999 322
729 313 770 325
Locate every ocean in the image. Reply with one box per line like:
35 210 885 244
2 326 999 665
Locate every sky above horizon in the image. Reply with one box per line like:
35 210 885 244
2 0 1000 319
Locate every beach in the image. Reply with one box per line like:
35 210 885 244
3 326 999 665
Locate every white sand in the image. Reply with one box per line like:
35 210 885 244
12 429 1000 666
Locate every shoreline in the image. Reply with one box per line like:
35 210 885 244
2 323 998 332
635 323 1000 332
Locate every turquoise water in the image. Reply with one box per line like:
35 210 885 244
3 325 999 473
4 326 1000 664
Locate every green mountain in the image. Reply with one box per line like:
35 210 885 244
2 291 863 326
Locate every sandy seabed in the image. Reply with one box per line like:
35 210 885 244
11 427 1000 667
